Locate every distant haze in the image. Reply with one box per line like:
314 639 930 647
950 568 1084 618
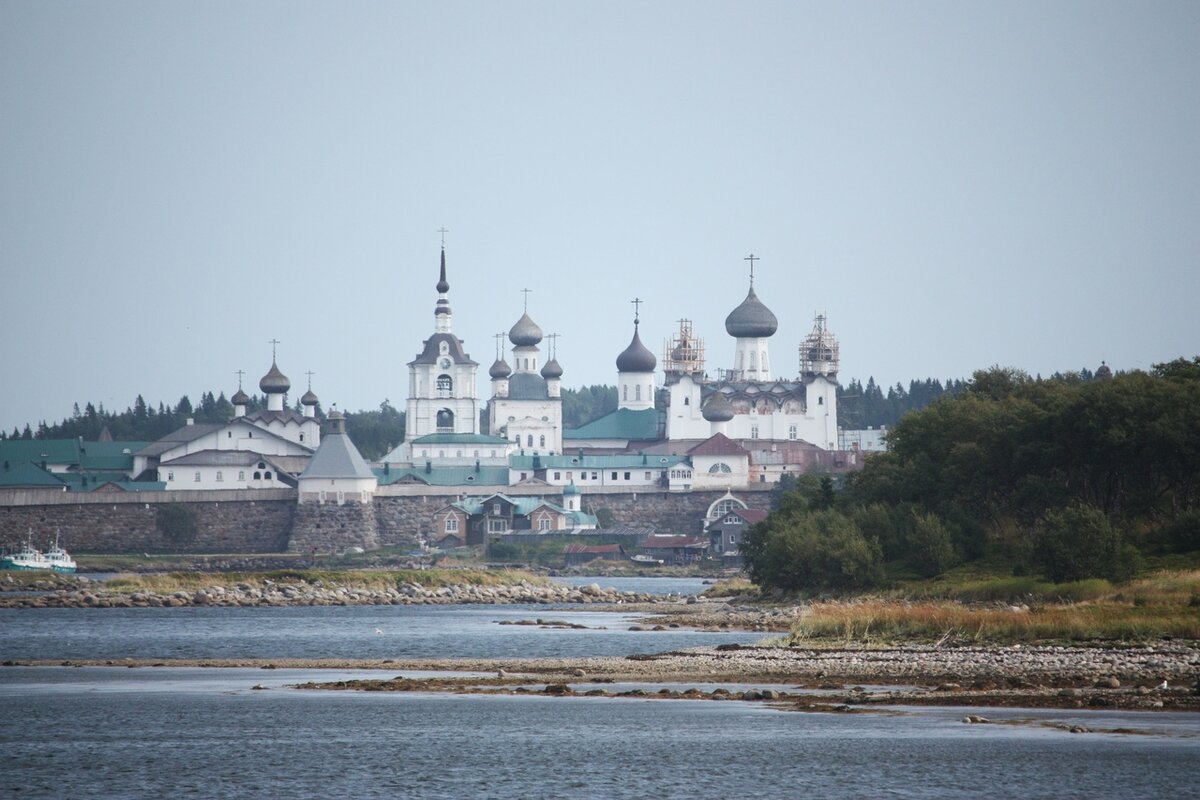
2 2 1197 432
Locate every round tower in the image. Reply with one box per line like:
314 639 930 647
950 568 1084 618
617 308 656 411
725 256 777 382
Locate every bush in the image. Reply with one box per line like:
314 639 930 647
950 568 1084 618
907 512 959 578
744 509 884 593
1033 504 1133 582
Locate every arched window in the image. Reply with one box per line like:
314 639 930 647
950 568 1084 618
253 471 261 480
623 386 628 401
635 385 641 401
258 462 266 469
216 471 223 482
264 472 272 480
527 434 533 447
436 409 454 431
708 462 732 474
436 374 453 398
684 397 689 406
539 435 545 448
788 425 798 440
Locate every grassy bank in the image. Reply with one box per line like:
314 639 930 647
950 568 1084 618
780 570 1200 645
101 567 549 594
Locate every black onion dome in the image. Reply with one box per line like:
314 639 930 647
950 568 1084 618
725 287 778 338
540 358 563 379
702 391 735 422
301 389 319 406
509 312 543 346
436 248 450 293
259 361 291 393
1095 361 1112 380
616 326 657 373
231 388 250 405
489 358 512 379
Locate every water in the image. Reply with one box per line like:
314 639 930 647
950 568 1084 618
3 587 1197 798
1 666 1196 800
0 604 764 661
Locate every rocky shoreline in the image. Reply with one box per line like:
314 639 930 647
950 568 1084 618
0 577 673 608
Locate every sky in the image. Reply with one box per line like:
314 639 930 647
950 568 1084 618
2 1 1197 433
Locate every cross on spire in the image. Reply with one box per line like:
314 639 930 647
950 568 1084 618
438 227 449 248
744 254 759 285
631 297 643 324
235 369 245 389
305 370 315 390
495 332 506 359
521 288 532 311
547 332 560 358
269 338 280 361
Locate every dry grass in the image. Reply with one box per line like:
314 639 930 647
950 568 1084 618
787 570 1200 645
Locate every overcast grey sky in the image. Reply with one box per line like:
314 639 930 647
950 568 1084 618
2 1 1197 434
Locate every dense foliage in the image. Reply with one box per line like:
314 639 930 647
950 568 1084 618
560 385 618 428
745 359 1200 592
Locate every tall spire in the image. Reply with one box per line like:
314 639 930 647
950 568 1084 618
434 241 452 333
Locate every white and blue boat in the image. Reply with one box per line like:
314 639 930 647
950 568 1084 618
1 532 76 573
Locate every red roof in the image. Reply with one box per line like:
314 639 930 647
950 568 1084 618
564 543 622 554
641 535 708 549
734 509 769 524
687 433 748 457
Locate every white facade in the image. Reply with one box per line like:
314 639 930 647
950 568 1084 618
158 455 293 490
487 310 564 454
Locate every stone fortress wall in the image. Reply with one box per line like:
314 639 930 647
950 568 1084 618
0 486 774 554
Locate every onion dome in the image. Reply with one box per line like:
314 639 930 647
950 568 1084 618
489 358 512 379
725 287 778 338
231 388 250 406
1095 361 1112 380
616 325 657 373
259 361 291 394
509 312 543 346
436 248 450 294
702 391 735 422
301 388 319 407
540 358 563 379
563 481 580 496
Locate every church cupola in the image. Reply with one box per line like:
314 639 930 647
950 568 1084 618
508 297 543 375
489 333 512 399
1095 361 1112 380
300 373 319 419
702 390 734 436
231 387 250 418
540 358 563 379
725 254 776 382
541 332 564 398
799 314 839 378
433 247 453 333
617 299 656 411
259 343 291 412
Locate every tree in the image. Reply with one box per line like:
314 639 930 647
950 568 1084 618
742 509 884 592
907 512 958 577
1033 504 1131 582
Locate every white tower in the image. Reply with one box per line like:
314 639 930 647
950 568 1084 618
406 246 480 441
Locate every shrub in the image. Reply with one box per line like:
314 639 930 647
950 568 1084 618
907 512 958 578
1033 504 1132 582
744 509 884 592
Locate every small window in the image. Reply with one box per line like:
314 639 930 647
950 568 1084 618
456 450 462 457
539 435 545 448
439 450 445 458
216 471 223 482
623 386 628 401
238 471 245 481
445 516 459 533
611 471 618 480
684 397 689 406
750 426 759 439
624 472 631 480
818 396 824 405
488 518 508 533
473 450 480 457
264 472 272 480
258 462 266 469
645 471 652 480
788 425 798 440
194 472 201 482
253 471 261 480
167 471 174 482
566 471 573 480
493 503 501 515
538 517 551 531
527 435 533 447
227 431 232 438
299 433 304 442
554 472 561 480
635 385 641 401
709 463 732 474
591 472 598 480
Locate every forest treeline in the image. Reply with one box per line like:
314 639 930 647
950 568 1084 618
743 358 1200 592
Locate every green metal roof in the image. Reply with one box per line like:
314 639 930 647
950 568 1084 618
563 408 661 441
509 453 687 470
374 465 511 487
0 461 67 488
410 432 512 446
0 439 148 471
447 493 598 528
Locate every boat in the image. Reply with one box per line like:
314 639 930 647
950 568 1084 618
1 532 76 573
630 554 663 566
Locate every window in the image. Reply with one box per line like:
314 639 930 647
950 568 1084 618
227 431 232 438
635 385 641 401
264 472 272 480
527 434 533 447
299 433 304 442
193 472 201 482
238 471 245 481
258 462 266 469
167 472 174 482
445 516 459 533
436 409 454 431
591 472 598 480
684 397 689 406
623 386 628 401
492 503 501 515
253 471 261 480
216 471 223 483
750 426 759 439
624 472 631 480
554 472 561 480
488 519 508 533
566 471 572 480
728 534 736 544
539 435 545 448
788 425 798 440
709 463 732 473
645 471 652 480
439 451 445 458
538 517 551 531
611 471 618 480
456 450 462 458
474 450 480 457
490 450 496 457
436 374 453 398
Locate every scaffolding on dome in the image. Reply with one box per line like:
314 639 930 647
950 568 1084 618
662 319 705 375
799 313 839 376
